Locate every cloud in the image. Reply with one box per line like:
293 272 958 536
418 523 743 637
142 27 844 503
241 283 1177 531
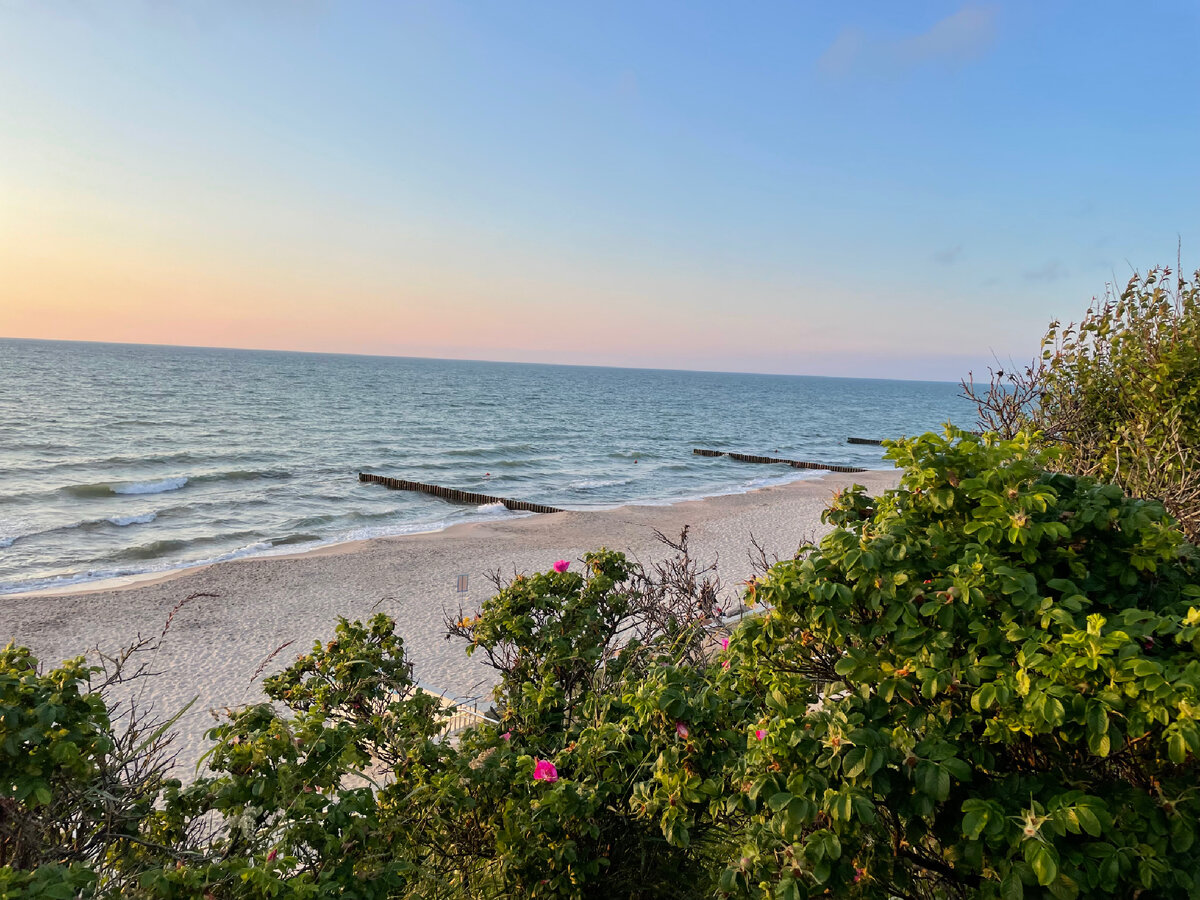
933 245 964 265
1023 260 1067 283
818 4 997 77
818 28 867 77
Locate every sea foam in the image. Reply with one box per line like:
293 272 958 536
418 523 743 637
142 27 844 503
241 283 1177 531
107 512 158 527
112 477 189 495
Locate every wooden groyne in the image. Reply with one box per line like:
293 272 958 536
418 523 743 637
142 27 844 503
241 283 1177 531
359 473 564 514
693 449 867 474
846 437 884 446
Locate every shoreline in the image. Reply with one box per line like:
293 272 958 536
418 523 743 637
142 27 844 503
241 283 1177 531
0 467 900 772
0 464 853 601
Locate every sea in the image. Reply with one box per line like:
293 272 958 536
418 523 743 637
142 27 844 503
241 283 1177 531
0 339 976 596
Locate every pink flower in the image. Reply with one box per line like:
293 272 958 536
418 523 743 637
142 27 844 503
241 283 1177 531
755 729 766 741
553 559 570 573
267 849 278 862
676 721 689 739
720 637 729 650
501 731 511 741
722 660 730 669
533 759 559 782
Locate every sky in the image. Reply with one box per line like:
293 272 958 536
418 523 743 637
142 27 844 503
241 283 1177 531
1 1 1197 381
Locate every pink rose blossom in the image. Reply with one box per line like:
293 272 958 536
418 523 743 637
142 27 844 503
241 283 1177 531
720 637 729 650
501 731 511 741
755 729 767 741
553 559 570 573
676 721 689 739
533 759 559 782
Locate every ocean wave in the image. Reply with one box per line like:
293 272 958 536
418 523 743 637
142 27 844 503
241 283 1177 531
606 450 650 460
270 532 321 547
113 477 189 495
193 469 292 485
569 477 633 490
107 512 157 527
0 539 277 596
57 470 289 500
0 510 161 548
113 538 190 560
444 443 536 457
61 477 188 498
3 451 201 478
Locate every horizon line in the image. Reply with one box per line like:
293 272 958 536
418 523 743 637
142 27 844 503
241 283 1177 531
0 335 967 386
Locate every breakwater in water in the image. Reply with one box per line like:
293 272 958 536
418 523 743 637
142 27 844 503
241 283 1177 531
692 449 867 474
358 474 564 514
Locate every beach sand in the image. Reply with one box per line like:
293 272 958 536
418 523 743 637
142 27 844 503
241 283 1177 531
0 469 899 772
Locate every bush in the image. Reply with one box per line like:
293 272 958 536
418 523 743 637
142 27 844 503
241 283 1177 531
684 428 1200 898
964 265 1200 541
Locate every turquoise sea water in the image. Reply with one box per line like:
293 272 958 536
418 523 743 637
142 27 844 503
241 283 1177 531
0 339 976 595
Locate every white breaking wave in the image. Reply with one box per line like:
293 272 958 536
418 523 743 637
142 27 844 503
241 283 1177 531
107 512 157 527
112 477 189 495
475 502 509 515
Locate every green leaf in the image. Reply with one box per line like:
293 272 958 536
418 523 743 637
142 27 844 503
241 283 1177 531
1074 805 1102 837
834 656 858 677
1001 868 1024 900
842 746 867 778
935 766 950 801
963 808 988 840
1168 732 1187 764
774 876 801 900
1026 842 1059 887
768 791 793 813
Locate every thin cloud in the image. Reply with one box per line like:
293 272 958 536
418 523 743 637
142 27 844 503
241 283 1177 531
818 4 998 77
934 245 964 265
1023 260 1067 283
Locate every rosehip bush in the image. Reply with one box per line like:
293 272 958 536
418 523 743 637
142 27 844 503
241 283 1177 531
696 428 1200 899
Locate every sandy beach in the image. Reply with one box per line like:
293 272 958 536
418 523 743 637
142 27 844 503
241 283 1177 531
0 469 899 772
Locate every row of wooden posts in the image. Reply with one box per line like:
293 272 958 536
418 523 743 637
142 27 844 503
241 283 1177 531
357 473 564 514
691 449 867 473
361 438 885 512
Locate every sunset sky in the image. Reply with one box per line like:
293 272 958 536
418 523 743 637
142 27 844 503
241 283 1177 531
1 1 1197 380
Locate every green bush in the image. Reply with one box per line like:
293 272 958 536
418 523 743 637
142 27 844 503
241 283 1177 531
684 428 1200 898
965 265 1200 541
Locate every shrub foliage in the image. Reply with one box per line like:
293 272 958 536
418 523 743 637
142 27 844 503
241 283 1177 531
964 265 1200 541
2 430 1199 898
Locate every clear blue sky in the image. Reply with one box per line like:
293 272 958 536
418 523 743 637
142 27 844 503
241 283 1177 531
1 1 1196 380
